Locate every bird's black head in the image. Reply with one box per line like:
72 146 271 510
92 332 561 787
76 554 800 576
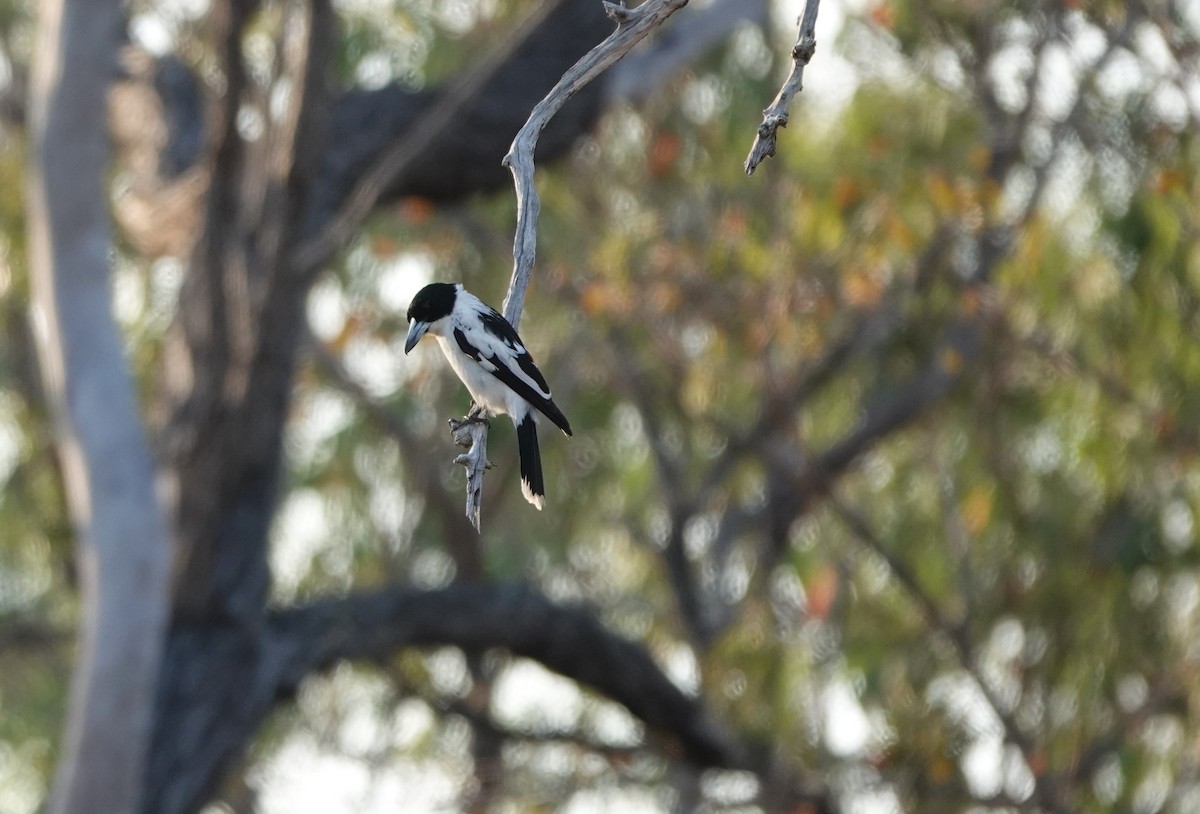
407 282 458 324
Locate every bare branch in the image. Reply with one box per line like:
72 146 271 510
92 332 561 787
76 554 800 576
502 0 690 328
273 581 743 768
744 0 821 176
457 0 691 530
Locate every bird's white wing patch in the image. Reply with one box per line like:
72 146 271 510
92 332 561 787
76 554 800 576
443 292 572 436
461 316 553 401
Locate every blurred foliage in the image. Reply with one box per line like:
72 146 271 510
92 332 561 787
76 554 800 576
4 0 1200 812
0 3 73 806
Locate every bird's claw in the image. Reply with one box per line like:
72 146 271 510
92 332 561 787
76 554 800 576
449 414 490 432
454 452 493 469
449 413 491 451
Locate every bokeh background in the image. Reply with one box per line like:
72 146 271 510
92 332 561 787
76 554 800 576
4 0 1200 812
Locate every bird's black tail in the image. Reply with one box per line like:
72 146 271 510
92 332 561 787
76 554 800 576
517 414 545 510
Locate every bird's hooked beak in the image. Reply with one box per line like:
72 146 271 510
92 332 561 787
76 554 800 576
404 320 431 354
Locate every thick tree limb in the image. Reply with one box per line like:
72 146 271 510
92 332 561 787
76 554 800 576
147 580 740 814
457 0 692 531
291 1 566 283
166 0 335 621
307 0 614 230
272 581 741 768
26 0 173 811
744 0 820 175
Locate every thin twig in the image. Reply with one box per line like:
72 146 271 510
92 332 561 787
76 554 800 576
744 0 820 176
457 0 691 531
501 0 690 329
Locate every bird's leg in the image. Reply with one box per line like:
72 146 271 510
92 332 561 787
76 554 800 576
449 405 493 472
449 403 491 440
464 401 491 426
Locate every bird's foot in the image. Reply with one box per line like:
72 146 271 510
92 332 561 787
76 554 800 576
466 403 491 423
453 452 494 469
449 411 494 469
449 415 490 432
449 411 491 449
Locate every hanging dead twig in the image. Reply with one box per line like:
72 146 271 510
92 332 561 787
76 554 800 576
457 0 691 531
744 0 821 176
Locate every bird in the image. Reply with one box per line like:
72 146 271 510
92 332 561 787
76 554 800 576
405 282 572 509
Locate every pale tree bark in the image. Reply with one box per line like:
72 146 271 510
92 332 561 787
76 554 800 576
26 1 174 813
744 0 821 175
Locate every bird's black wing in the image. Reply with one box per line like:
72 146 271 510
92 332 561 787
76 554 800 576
477 309 555 392
454 322 573 436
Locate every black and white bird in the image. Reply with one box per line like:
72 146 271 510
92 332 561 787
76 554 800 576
405 282 572 509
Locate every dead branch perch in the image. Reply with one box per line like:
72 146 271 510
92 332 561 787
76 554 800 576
744 0 821 176
456 0 691 531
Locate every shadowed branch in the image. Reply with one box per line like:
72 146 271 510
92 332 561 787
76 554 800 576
271 581 743 768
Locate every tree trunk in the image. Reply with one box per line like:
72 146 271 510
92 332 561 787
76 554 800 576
26 1 174 813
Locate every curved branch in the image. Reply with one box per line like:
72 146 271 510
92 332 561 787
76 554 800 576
272 581 741 768
149 580 740 814
502 0 690 327
458 0 691 530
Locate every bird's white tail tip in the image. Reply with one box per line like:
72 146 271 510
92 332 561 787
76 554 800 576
521 479 545 511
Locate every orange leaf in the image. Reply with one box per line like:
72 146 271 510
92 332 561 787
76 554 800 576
398 196 434 224
842 272 883 307
580 282 611 316
961 486 992 535
648 132 682 177
805 563 839 620
833 177 859 211
370 234 400 257
869 3 895 29
940 347 963 375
